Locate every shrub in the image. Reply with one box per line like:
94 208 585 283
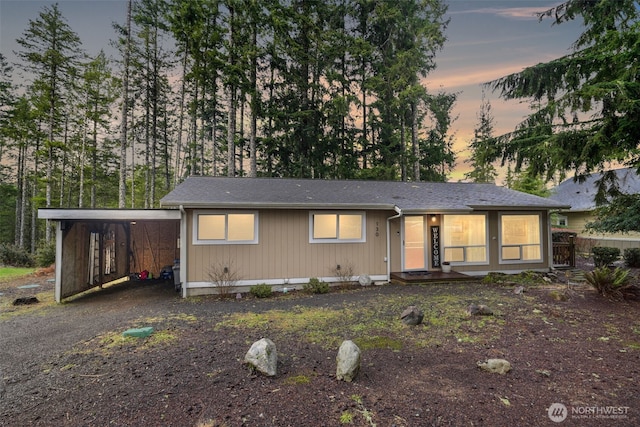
35 241 56 267
250 284 272 298
303 277 329 294
592 247 620 268
0 243 34 267
207 261 241 296
332 261 355 285
585 267 632 299
623 248 640 268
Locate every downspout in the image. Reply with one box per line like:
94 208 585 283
179 205 188 298
547 210 554 271
386 206 403 282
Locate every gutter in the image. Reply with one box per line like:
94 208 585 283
386 206 403 282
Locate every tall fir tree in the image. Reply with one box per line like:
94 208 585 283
15 3 83 241
487 0 640 232
465 93 498 183
487 0 640 182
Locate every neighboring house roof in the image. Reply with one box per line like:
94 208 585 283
548 167 640 212
160 176 569 213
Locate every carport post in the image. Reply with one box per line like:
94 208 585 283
54 221 64 303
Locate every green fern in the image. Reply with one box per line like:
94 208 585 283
585 267 630 299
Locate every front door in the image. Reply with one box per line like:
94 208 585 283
404 215 427 270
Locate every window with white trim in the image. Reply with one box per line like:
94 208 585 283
555 214 568 227
194 211 258 244
442 214 488 264
310 212 365 243
500 214 542 262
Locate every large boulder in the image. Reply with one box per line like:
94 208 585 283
244 338 277 377
400 305 424 326
336 340 361 382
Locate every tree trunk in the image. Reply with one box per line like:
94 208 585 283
79 93 87 208
91 102 98 208
227 86 236 177
119 0 132 209
174 50 187 185
248 16 258 178
412 103 420 181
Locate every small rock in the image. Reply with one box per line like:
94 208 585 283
244 338 277 377
336 340 361 382
12 296 39 306
536 369 551 377
400 305 424 326
466 304 493 316
477 358 511 375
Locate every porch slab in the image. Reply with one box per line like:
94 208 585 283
390 270 477 284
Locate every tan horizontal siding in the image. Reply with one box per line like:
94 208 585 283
187 209 389 283
566 211 640 240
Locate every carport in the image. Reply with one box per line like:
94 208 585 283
38 209 181 302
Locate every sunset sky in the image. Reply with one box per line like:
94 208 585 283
0 1 585 183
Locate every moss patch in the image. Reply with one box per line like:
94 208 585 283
217 285 518 350
354 335 403 351
283 374 312 385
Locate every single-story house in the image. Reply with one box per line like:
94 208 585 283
159 177 569 297
548 167 640 250
40 177 570 301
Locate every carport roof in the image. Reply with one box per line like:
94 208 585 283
38 209 181 220
160 176 569 212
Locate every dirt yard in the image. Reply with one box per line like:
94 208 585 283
1 264 639 427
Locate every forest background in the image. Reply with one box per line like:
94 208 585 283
1 0 461 255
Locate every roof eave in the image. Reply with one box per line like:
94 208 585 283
400 207 473 214
467 204 571 210
160 201 397 210
38 208 181 221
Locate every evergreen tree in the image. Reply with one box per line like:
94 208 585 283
418 91 457 182
78 51 119 208
0 53 15 179
133 0 173 207
366 0 448 179
488 0 640 232
117 0 133 208
15 4 83 241
465 93 497 183
510 166 550 197
487 0 640 182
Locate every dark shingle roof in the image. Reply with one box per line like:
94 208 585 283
549 168 640 212
161 177 568 212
